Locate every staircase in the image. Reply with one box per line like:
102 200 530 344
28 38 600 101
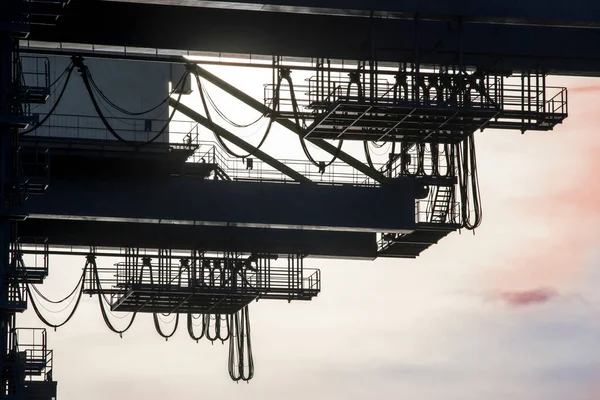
377 184 459 258
430 185 453 224
214 166 232 181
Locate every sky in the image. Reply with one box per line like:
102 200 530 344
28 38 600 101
17 65 600 400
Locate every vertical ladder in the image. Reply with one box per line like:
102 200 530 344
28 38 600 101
430 185 453 224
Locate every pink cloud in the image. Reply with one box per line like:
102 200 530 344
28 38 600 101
495 288 559 307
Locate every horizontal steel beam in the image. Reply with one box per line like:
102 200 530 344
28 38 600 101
18 219 379 259
28 0 600 76
23 176 417 233
99 0 600 28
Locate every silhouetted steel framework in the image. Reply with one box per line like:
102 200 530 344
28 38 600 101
2 0 593 396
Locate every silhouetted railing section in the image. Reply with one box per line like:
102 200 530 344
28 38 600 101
87 252 321 307
25 113 178 142
263 65 567 134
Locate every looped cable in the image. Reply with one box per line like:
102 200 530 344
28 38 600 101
194 71 276 159
282 68 343 169
88 67 189 116
26 259 88 329
228 306 254 382
153 312 180 340
187 313 207 342
206 314 231 343
455 133 482 229
90 254 138 336
72 56 186 147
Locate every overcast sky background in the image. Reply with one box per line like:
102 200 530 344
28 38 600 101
18 67 600 400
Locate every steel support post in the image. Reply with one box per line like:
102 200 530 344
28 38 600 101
0 1 21 396
0 31 15 398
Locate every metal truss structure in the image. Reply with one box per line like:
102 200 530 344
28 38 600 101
2 0 596 397
84 251 320 314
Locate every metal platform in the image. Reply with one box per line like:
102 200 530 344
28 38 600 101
85 253 321 314
378 224 459 258
265 66 568 142
17 56 51 104
13 328 57 400
12 238 49 284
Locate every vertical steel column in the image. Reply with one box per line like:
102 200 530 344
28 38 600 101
0 10 18 397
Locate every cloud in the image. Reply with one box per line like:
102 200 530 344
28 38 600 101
481 80 600 293
568 85 600 94
493 288 559 307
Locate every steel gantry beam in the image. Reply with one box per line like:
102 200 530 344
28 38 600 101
27 0 600 76
98 0 600 29
186 64 388 184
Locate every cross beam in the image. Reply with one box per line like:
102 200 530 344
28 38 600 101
186 64 388 184
170 99 312 184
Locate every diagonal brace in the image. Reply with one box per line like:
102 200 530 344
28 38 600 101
187 63 388 184
170 99 312 184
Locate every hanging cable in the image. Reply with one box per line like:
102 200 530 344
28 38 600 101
284 69 343 169
20 64 76 135
72 56 186 147
194 71 276 159
26 257 88 330
48 63 73 87
430 142 440 177
455 133 482 230
206 314 231 343
416 143 427 176
30 271 84 304
153 312 180 341
87 67 188 117
364 141 376 170
228 306 254 382
202 81 266 129
443 143 454 177
29 287 80 314
364 140 396 173
187 313 207 342
90 254 138 337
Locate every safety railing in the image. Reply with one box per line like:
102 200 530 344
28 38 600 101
546 88 568 115
186 138 383 186
12 237 49 284
501 85 567 115
86 254 321 306
297 69 504 110
14 328 53 381
415 198 460 225
109 262 319 292
264 68 568 130
7 280 27 312
23 113 189 144
18 56 50 94
305 269 321 292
